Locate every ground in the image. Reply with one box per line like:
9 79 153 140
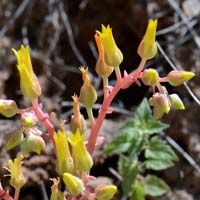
0 0 200 199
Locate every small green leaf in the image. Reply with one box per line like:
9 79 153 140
131 180 145 200
118 156 141 196
130 98 169 135
128 130 147 160
144 159 174 171
144 120 169 135
119 121 136 134
145 137 178 161
144 175 169 196
144 137 178 170
135 98 152 124
6 129 23 150
104 132 133 154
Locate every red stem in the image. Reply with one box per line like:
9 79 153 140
31 100 57 154
13 189 20 200
87 59 146 155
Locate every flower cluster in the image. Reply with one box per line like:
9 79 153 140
0 18 195 200
140 68 194 119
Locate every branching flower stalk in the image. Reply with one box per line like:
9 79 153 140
87 59 146 154
0 18 195 200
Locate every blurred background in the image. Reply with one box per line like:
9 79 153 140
0 0 199 199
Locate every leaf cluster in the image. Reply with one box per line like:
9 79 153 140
105 99 178 199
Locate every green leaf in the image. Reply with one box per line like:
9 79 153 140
131 180 145 200
104 131 133 154
144 175 169 196
6 129 23 150
134 98 152 124
144 137 178 170
119 121 137 134
144 120 169 135
132 98 169 135
118 156 141 196
144 159 174 171
128 130 147 160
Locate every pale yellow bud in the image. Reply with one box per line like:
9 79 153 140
0 99 18 118
12 45 41 101
70 95 86 134
96 25 123 67
63 173 84 196
169 94 185 110
79 67 97 108
95 184 117 200
95 33 113 78
8 155 25 190
54 123 74 175
167 70 195 86
69 129 93 174
137 19 157 60
141 68 159 86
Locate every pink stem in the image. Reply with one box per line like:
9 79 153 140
0 183 13 200
13 189 20 200
31 100 56 154
87 59 146 155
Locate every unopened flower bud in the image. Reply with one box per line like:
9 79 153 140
149 93 170 119
12 45 41 101
69 129 93 174
95 33 113 78
141 68 159 86
0 100 18 118
50 178 65 200
70 95 86 134
54 122 74 175
8 155 25 190
95 184 117 200
21 111 37 128
166 70 195 86
6 128 23 150
63 173 84 196
137 19 157 60
96 25 123 67
79 67 97 108
169 94 185 110
21 131 45 154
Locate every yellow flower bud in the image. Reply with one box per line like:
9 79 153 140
21 132 46 154
169 94 185 110
95 184 117 200
63 173 84 196
97 25 123 67
0 99 18 118
53 123 74 175
21 111 37 128
70 95 86 134
95 33 113 78
69 129 93 174
79 67 97 108
141 68 159 86
8 155 25 190
50 178 65 200
137 19 157 60
149 93 170 119
12 45 41 101
166 70 195 86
